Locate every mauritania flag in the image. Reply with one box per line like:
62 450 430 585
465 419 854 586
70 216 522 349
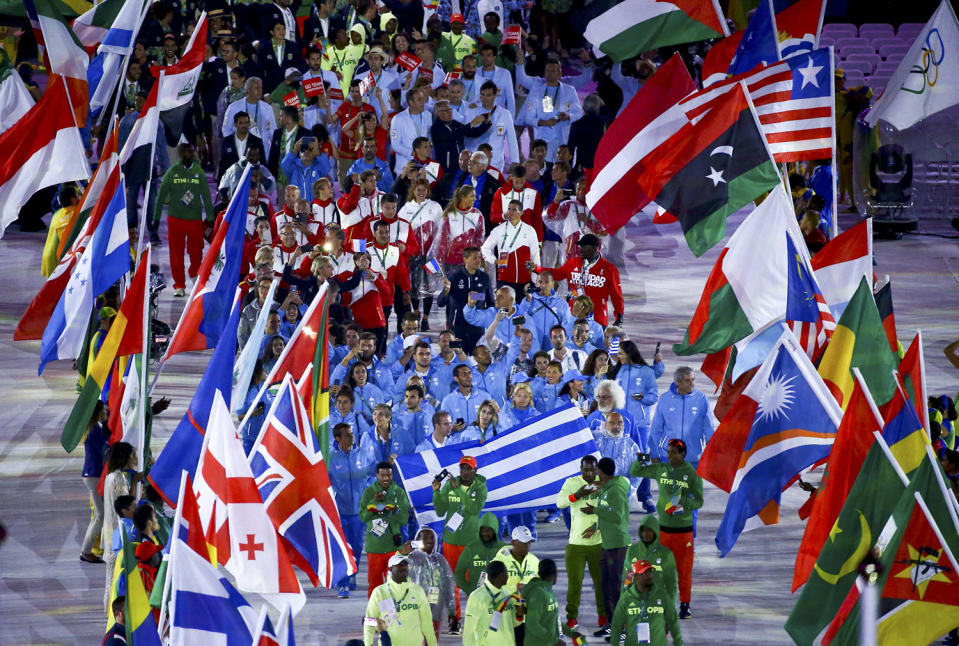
637 82 780 257
865 0 959 131
583 0 727 62
395 404 598 523
704 330 842 556
39 179 129 374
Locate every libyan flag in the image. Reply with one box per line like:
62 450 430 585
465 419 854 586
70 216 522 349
637 82 781 257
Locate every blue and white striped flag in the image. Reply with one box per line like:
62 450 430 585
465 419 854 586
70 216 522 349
351 239 367 253
39 178 130 374
395 404 599 523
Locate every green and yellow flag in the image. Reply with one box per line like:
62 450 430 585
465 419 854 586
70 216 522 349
818 278 899 409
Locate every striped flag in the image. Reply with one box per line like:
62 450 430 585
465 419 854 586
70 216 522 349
0 79 89 239
423 258 443 275
0 60 34 134
39 178 130 374
351 239 367 252
60 246 149 452
232 279 279 412
84 0 149 118
810 218 872 320
682 47 835 163
583 0 727 62
24 0 89 123
585 54 696 232
395 405 599 523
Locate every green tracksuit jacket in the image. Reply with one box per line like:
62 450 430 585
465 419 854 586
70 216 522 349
153 161 214 224
622 515 679 605
364 579 438 646
359 481 410 554
521 577 577 645
454 512 506 594
594 475 630 549
463 578 520 646
630 460 703 530
433 474 487 546
609 581 682 646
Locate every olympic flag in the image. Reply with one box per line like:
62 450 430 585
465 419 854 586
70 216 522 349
865 0 959 130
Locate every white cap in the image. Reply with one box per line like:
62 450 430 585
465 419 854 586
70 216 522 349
510 526 534 543
388 553 408 567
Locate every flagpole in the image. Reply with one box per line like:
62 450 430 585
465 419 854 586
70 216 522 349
159 470 190 639
136 245 151 474
917 328 930 433
829 45 839 239
858 559 880 646
101 0 153 141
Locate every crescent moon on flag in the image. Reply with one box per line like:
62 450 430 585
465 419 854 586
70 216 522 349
711 145 734 157
813 511 872 585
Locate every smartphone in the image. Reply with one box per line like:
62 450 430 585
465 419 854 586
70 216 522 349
513 316 526 325
300 244 314 253
655 341 661 354
456 418 465 426
468 291 484 302
449 340 463 349
363 617 380 627
411 540 424 550
301 136 316 146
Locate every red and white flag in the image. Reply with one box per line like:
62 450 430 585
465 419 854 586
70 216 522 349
585 54 695 232
810 218 872 319
0 80 89 239
193 391 305 612
359 71 376 97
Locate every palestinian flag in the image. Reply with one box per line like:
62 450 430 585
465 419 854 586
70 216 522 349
60 247 149 452
818 278 899 409
785 436 908 646
72 0 127 52
873 279 899 355
637 82 781 257
584 0 727 61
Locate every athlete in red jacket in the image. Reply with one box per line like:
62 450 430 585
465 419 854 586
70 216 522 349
533 233 624 326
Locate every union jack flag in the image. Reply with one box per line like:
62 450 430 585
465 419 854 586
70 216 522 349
249 375 357 588
682 47 834 162
251 604 294 646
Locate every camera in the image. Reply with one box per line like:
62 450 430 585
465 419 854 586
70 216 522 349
294 212 309 224
300 244 314 253
527 285 540 294
434 468 453 483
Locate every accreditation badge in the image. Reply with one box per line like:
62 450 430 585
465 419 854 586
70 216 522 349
541 94 554 113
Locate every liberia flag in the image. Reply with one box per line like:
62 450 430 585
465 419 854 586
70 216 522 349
683 47 835 163
585 54 696 233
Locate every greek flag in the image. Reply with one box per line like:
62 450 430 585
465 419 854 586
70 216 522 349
395 404 599 523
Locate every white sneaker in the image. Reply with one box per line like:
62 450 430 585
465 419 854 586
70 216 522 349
173 288 186 297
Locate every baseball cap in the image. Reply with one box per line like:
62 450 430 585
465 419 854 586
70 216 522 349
99 307 117 320
450 13 466 24
561 369 586 387
577 233 600 247
459 455 477 468
388 553 408 567
834 68 845 79
632 559 653 575
285 67 302 80
511 526 534 543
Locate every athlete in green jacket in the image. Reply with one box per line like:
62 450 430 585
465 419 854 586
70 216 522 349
610 559 682 646
364 553 438 646
584 457 630 640
454 512 506 595
463 560 524 646
622 515 679 606
522 559 584 646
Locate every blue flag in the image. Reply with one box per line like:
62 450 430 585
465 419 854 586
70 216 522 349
148 295 241 506
785 233 823 323
729 0 780 76
714 331 842 556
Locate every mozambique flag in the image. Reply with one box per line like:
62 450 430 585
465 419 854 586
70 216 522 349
637 82 781 257
61 246 148 452
823 452 959 646
873 280 900 355
785 435 909 646
817 277 899 409
108 525 163 645
310 286 332 463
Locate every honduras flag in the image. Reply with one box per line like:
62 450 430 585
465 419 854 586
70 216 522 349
728 0 780 76
396 404 599 523
165 164 251 358
148 295 241 506
710 330 843 556
169 527 257 646
39 179 130 374
250 375 357 589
